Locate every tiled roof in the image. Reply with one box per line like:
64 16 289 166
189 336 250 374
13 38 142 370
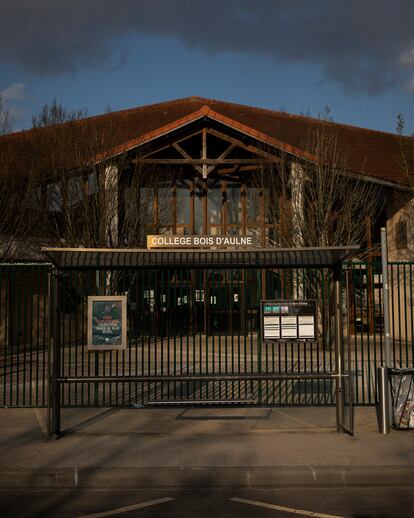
1 96 413 186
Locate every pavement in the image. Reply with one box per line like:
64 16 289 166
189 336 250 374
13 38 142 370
0 405 413 489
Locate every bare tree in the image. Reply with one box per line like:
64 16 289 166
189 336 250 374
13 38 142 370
395 113 414 196
32 98 87 128
256 119 384 346
258 123 383 248
0 96 11 136
396 113 405 136
24 100 174 250
0 97 38 261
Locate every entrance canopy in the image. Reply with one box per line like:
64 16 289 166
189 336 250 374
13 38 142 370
42 246 359 271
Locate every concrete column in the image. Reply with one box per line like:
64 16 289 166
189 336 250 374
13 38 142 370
104 165 118 247
291 161 305 299
291 161 305 248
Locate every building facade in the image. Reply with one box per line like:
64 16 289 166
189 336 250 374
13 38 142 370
0 97 413 408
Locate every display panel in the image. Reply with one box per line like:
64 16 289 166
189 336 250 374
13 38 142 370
87 296 127 351
261 300 317 341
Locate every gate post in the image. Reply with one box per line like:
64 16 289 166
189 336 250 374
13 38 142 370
334 266 344 432
380 227 392 432
47 270 61 438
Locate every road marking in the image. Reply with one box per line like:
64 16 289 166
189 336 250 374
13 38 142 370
230 497 344 518
77 497 174 518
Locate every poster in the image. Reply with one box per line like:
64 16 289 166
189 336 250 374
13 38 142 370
88 296 127 351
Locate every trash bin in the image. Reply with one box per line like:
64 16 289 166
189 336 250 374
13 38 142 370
388 368 414 430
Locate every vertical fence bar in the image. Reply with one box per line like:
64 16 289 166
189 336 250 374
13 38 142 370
218 268 223 400
334 266 344 432
257 267 262 405
48 271 60 437
397 263 402 367
211 269 216 400
34 267 40 406
381 227 392 428
14 268 20 406
47 272 52 434
411 265 414 367
366 261 373 404
185 270 189 398
1 267 5 406
28 268 34 406
371 261 378 404
320 268 326 403
403 264 408 367
199 270 202 398
390 262 396 367
381 228 392 368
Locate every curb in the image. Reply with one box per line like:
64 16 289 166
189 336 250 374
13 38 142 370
0 466 413 489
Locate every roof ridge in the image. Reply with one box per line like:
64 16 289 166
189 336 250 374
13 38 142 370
85 95 203 121
2 95 413 141
0 96 203 139
192 96 413 140
44 96 202 127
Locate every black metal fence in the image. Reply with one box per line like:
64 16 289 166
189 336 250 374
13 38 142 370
0 264 49 407
0 261 413 407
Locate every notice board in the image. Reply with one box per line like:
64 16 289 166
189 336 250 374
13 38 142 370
87 295 127 351
261 300 317 341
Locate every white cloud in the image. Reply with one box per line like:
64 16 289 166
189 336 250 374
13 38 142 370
407 74 414 93
0 83 29 130
400 45 414 68
0 82 26 103
400 45 414 93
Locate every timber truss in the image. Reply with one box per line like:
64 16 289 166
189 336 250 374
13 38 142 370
132 126 281 179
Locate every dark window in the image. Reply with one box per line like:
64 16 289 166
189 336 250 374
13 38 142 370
227 185 241 224
395 220 407 250
208 184 222 224
176 184 190 224
246 188 260 223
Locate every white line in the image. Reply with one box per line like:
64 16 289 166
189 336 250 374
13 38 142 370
230 497 345 518
77 497 174 518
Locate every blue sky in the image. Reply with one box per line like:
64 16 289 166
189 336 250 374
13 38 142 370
1 1 413 134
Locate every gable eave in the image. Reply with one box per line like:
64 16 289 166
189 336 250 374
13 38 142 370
96 105 317 164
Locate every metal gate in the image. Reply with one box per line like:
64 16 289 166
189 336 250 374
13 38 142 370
51 267 336 408
1 261 412 408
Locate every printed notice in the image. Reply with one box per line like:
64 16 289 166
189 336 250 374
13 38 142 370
281 316 297 338
263 316 280 339
298 315 315 339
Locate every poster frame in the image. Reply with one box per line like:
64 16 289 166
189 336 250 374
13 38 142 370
87 295 127 351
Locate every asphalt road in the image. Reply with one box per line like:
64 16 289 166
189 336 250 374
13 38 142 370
0 487 413 518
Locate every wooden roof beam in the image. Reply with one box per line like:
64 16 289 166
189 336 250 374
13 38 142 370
206 127 281 163
206 143 236 175
172 142 204 175
134 159 269 165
